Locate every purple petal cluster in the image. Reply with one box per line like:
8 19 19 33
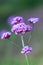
8 16 23 25
11 23 32 35
28 18 39 24
9 16 32 35
21 46 32 54
0 30 11 39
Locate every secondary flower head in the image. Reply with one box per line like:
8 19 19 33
28 18 39 24
0 30 11 39
8 16 23 25
21 46 32 54
11 23 32 35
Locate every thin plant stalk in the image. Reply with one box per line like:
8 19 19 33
8 38 18 47
28 24 34 44
28 31 32 44
20 35 29 65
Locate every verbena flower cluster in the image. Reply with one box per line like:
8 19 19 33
0 30 11 39
0 16 39 54
21 46 32 54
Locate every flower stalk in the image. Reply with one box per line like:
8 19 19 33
20 35 29 65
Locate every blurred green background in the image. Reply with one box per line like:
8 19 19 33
0 0 43 65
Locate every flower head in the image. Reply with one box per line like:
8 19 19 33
8 16 23 25
28 18 39 24
11 23 32 35
21 46 32 54
0 30 11 39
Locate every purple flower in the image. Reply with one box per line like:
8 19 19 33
8 16 23 25
0 30 11 39
11 23 32 35
21 46 32 54
28 18 39 24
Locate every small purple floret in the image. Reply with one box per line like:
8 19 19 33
21 46 32 54
28 18 39 24
0 30 11 39
8 16 23 25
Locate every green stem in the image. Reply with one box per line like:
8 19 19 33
20 35 24 47
8 38 18 47
28 31 32 44
28 24 34 44
20 35 29 65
